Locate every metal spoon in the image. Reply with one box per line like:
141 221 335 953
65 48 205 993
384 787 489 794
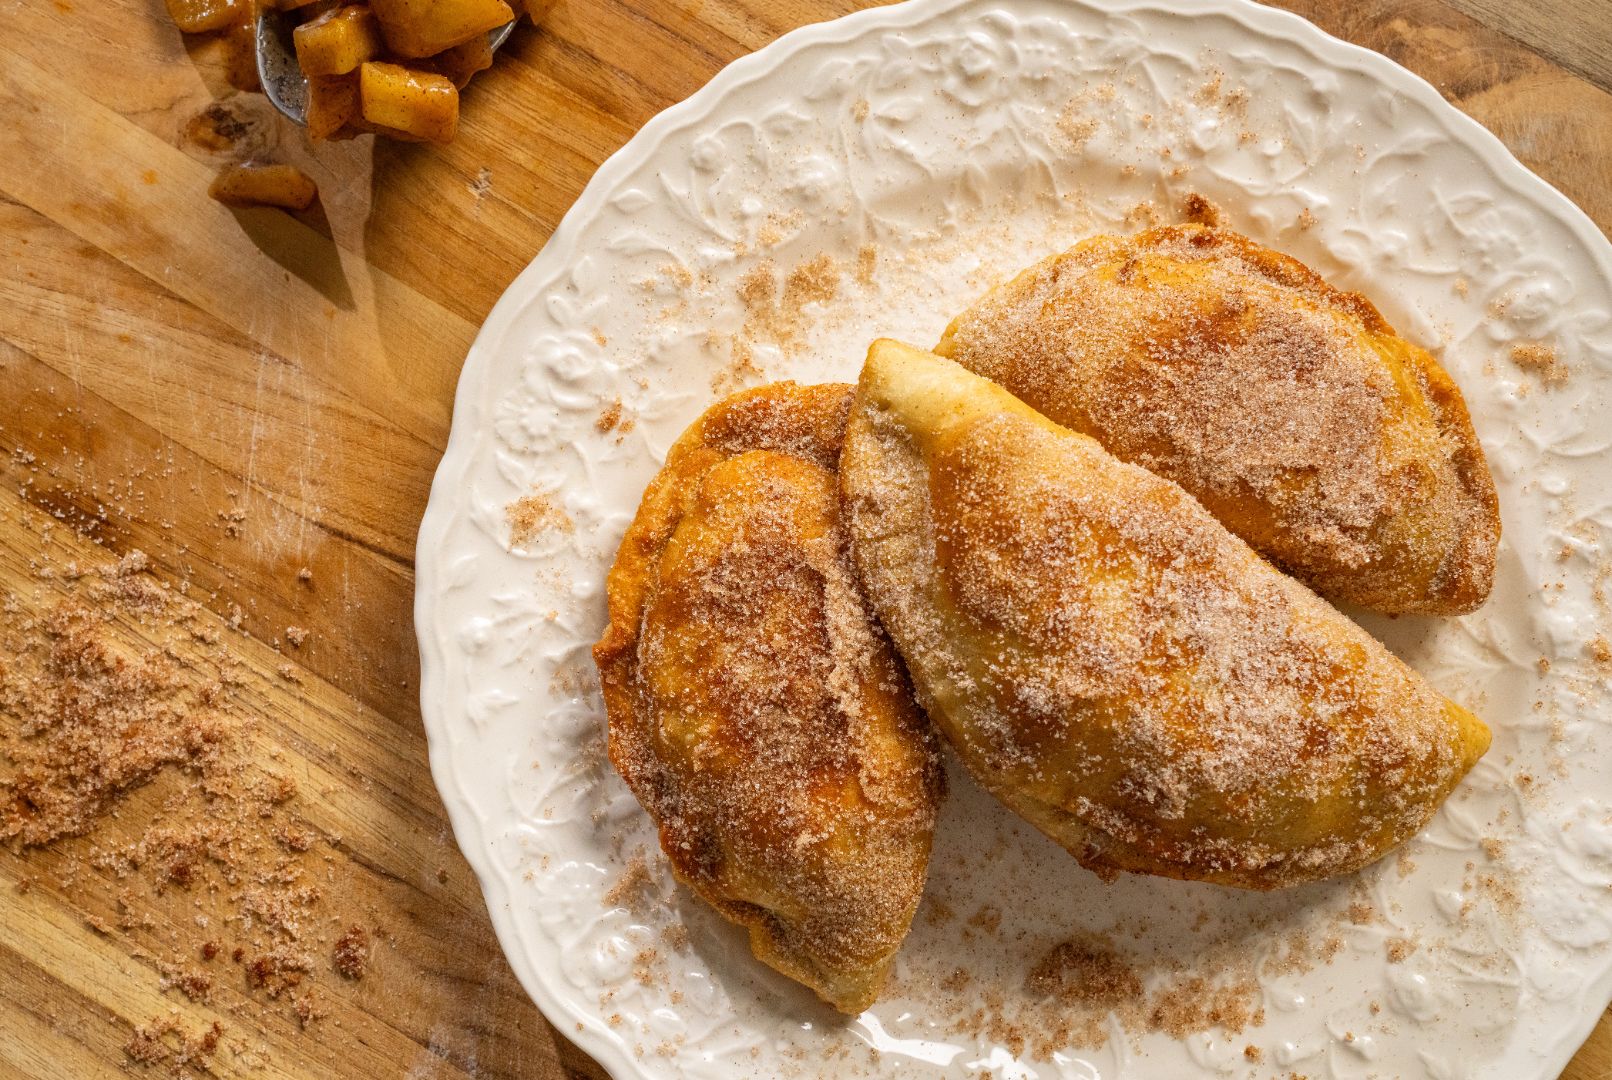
255 9 516 125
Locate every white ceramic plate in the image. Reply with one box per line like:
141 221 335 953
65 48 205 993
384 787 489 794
415 1 1612 1076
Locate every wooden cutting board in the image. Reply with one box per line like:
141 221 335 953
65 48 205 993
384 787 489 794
1 1 1608 1077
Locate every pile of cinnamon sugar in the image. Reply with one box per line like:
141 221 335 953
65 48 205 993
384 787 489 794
0 548 366 1072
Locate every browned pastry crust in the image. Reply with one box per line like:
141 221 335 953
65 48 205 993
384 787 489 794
593 382 943 1013
936 224 1500 615
841 341 1491 890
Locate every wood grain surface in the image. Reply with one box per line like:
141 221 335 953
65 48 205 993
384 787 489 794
1 0 1608 1077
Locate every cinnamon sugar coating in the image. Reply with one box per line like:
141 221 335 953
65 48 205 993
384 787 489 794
594 382 943 1013
840 342 1490 890
936 224 1499 615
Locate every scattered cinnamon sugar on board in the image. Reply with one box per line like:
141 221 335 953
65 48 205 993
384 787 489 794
0 541 370 1052
293 990 327 1029
2 554 231 848
124 1017 223 1075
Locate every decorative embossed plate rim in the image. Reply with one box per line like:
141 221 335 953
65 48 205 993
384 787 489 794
416 1 1612 1077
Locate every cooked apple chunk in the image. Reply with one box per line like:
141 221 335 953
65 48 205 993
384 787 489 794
208 164 320 211
428 35 493 89
359 61 459 143
294 6 383 76
164 0 248 33
368 0 513 58
306 74 361 140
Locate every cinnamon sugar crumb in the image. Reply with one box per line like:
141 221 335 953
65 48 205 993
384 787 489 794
1056 110 1099 151
1147 972 1263 1039
709 333 765 395
293 990 326 1028
162 964 214 1002
1297 207 1317 230
246 944 312 998
1510 342 1566 386
1182 192 1221 227
124 1018 222 1074
603 855 656 915
507 491 574 546
787 255 840 308
856 244 879 287
1026 937 1142 1009
735 255 842 353
1122 200 1160 229
596 399 625 434
1588 635 1612 666
1385 936 1417 963
333 924 369 979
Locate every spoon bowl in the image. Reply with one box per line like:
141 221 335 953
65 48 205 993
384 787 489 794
255 10 516 126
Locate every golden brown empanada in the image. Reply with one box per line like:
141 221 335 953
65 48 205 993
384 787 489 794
594 382 943 1012
936 224 1500 615
840 340 1490 890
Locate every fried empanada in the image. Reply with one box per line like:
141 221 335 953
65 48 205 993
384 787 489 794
594 382 943 1013
936 224 1500 615
840 340 1490 890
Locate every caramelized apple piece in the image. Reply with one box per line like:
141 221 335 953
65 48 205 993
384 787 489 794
164 0 248 34
359 62 458 143
428 35 493 89
368 0 513 58
294 6 383 76
306 74 361 140
208 164 319 211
